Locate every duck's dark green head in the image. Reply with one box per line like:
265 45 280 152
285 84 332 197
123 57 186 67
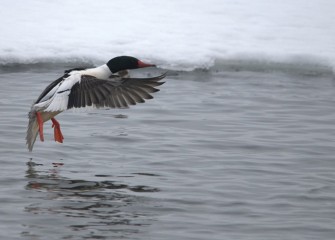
107 56 156 73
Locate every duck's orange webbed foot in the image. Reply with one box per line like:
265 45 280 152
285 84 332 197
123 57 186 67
51 118 64 143
36 112 44 142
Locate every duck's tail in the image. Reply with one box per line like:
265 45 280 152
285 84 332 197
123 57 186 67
26 110 39 152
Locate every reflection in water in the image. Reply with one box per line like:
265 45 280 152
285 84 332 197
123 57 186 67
23 160 159 239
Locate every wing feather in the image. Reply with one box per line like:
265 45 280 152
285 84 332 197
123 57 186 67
131 86 153 99
123 88 145 103
67 72 166 109
119 88 137 105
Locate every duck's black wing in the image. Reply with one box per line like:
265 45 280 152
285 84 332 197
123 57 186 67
34 68 89 104
67 72 166 109
34 74 67 104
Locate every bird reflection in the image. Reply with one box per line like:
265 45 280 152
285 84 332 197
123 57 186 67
24 160 159 239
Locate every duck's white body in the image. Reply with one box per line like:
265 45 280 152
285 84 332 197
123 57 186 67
33 65 111 112
26 56 165 151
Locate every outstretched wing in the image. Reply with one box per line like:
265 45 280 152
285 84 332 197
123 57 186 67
67 72 166 109
34 74 67 104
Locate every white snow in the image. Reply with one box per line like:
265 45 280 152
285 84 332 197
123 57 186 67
0 0 334 71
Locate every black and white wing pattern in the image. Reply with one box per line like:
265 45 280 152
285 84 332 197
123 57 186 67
67 72 166 109
34 75 67 104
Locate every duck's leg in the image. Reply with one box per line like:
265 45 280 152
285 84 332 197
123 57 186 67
51 118 64 143
36 112 44 142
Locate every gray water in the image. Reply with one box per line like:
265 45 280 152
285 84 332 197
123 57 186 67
1 67 335 240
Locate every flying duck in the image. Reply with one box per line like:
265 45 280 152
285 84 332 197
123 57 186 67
26 56 166 151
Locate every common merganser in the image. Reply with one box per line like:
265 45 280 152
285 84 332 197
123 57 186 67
26 56 166 151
